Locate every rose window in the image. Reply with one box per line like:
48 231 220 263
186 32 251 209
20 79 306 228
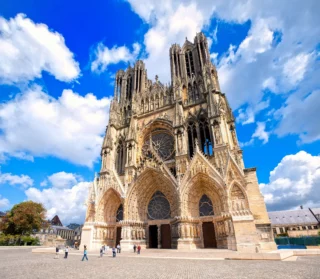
147 191 171 220
199 194 214 216
142 130 174 161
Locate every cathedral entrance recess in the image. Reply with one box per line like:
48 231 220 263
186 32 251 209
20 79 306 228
161 224 172 249
116 227 122 246
149 225 158 248
202 222 217 248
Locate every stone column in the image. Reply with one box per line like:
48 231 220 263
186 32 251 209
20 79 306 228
199 222 204 248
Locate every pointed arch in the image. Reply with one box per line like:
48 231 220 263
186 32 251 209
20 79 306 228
125 169 179 222
198 113 213 156
181 173 225 217
229 183 249 212
186 111 213 157
96 188 122 223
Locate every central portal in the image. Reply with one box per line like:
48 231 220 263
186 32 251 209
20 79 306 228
202 222 217 248
149 225 158 248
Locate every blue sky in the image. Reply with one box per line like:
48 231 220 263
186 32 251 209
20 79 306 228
0 0 320 224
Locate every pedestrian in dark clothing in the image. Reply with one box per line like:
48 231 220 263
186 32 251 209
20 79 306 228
133 244 136 253
82 246 88 261
137 245 141 255
112 247 116 258
64 246 69 259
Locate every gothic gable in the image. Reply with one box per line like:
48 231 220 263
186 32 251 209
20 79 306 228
180 144 224 191
224 150 246 187
137 149 177 187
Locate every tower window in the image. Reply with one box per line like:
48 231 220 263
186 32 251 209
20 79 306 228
187 114 213 158
126 76 132 100
115 140 126 175
187 120 197 157
185 50 195 77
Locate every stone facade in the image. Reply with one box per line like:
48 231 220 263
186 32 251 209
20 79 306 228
81 32 276 252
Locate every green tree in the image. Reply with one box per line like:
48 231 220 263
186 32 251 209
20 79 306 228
0 201 47 235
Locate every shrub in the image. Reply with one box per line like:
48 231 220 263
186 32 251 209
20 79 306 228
0 233 40 246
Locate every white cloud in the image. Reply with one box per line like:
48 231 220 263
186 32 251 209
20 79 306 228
237 100 269 125
239 121 269 147
47 171 82 189
260 151 320 211
275 89 320 143
283 52 312 86
25 174 90 224
0 171 33 188
0 13 80 84
91 42 141 73
0 195 10 209
0 85 111 167
262 77 278 93
252 122 269 144
40 180 48 187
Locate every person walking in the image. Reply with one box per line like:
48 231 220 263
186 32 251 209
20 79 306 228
82 245 88 261
133 244 136 253
99 246 103 258
54 246 60 259
112 247 117 257
137 245 141 255
64 246 69 259
103 245 106 254
117 244 121 253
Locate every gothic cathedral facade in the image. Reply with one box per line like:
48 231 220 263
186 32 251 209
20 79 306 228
82 33 276 252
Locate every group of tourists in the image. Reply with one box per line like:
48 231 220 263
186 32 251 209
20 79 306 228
54 243 142 261
99 244 121 258
133 244 141 254
54 246 69 259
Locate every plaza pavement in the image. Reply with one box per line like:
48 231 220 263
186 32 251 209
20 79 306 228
1 247 320 279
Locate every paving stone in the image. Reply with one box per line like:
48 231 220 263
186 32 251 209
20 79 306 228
0 248 320 279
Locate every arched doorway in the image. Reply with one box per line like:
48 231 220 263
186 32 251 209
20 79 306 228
147 191 172 249
96 188 122 247
116 204 123 246
181 173 226 249
125 169 178 249
199 194 216 248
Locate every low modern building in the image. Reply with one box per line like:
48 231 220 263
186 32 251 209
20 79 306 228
269 208 320 237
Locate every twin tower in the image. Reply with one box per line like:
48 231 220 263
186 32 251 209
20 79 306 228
82 32 276 252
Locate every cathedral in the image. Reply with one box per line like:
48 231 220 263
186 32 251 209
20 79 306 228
81 33 276 252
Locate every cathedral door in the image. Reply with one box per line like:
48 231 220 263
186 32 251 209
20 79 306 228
116 227 122 246
161 224 171 249
149 225 158 248
202 222 217 248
